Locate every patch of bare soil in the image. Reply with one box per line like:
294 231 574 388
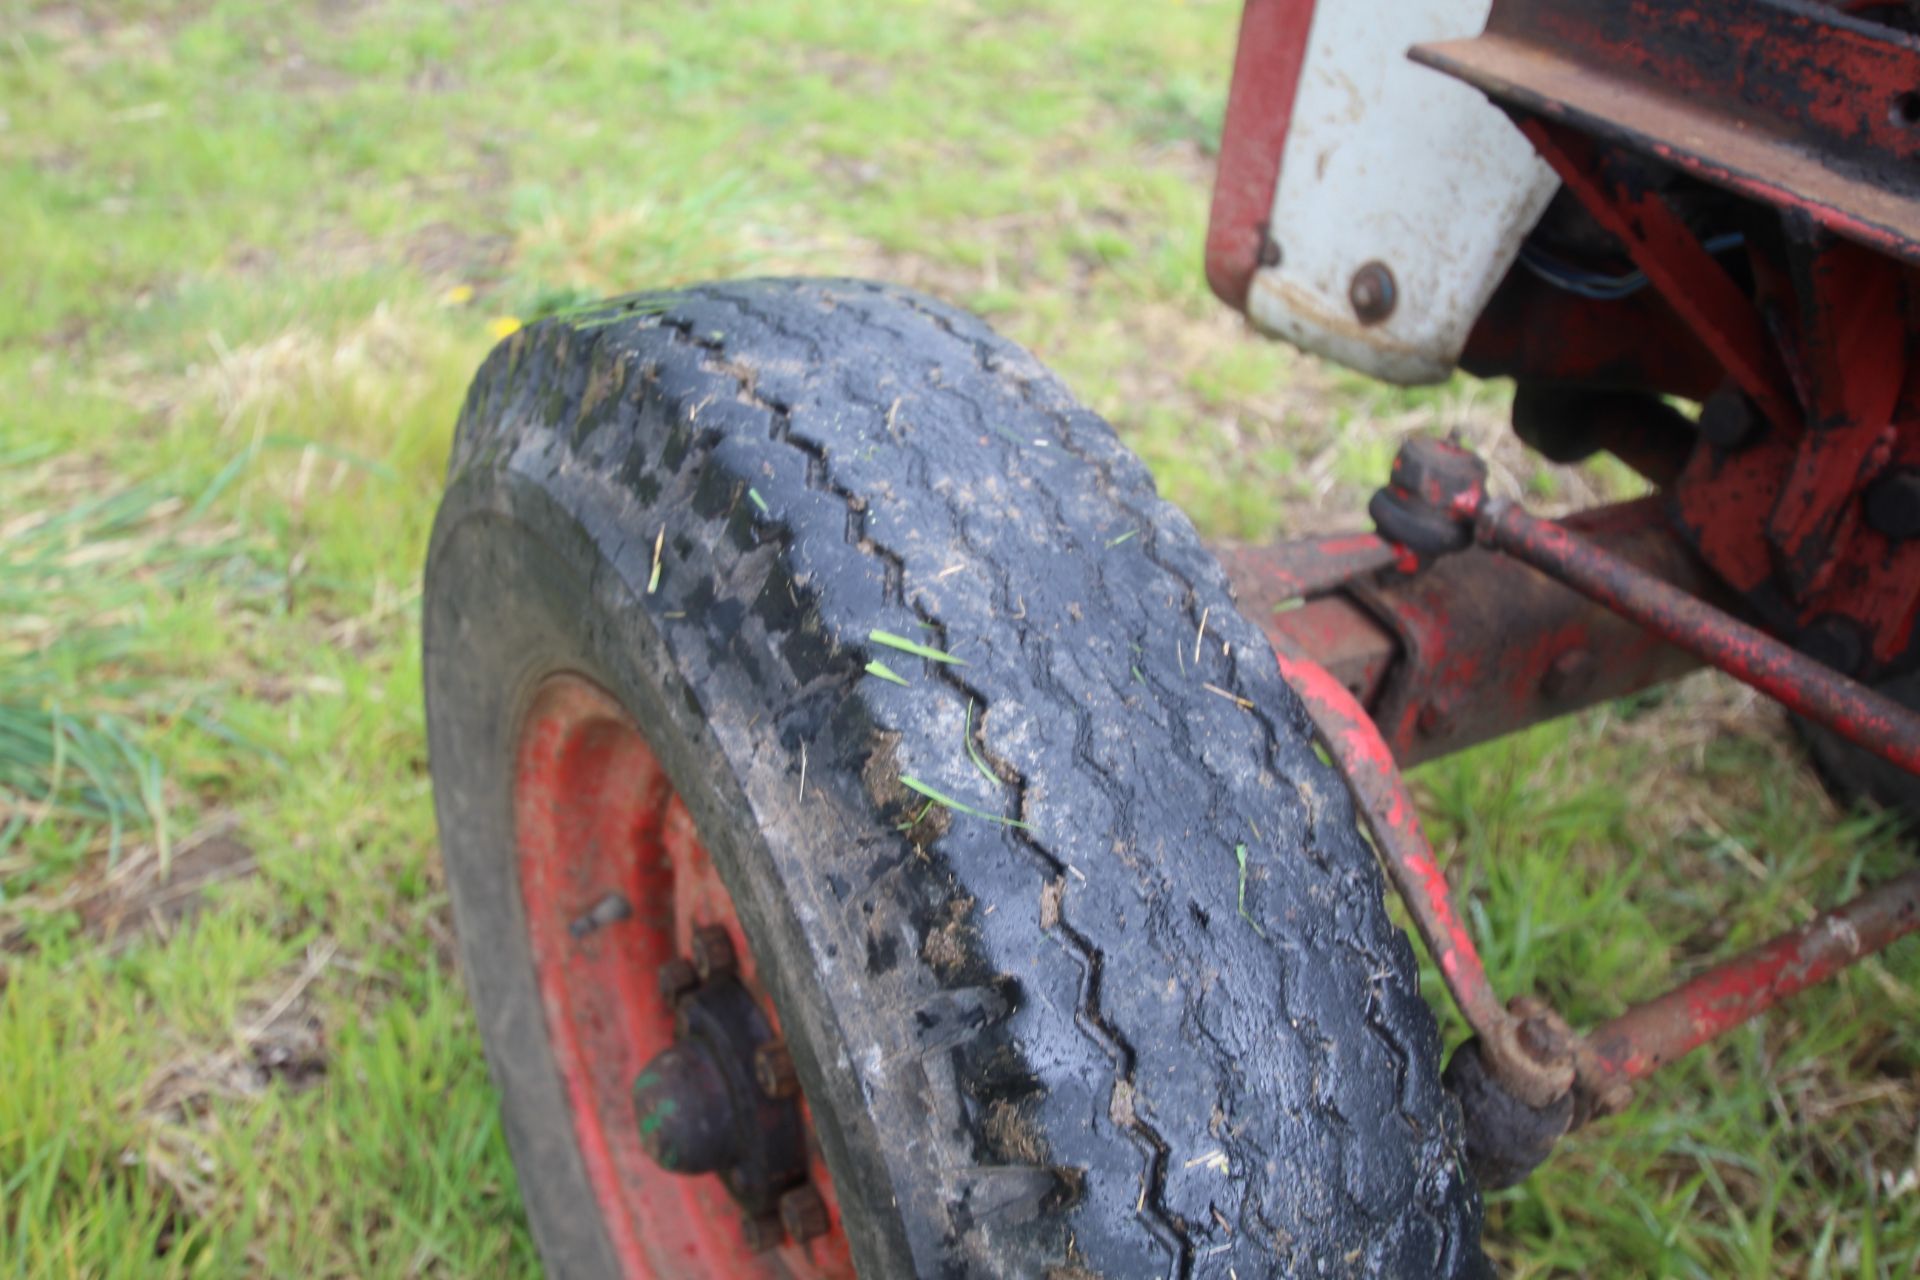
74 832 259 947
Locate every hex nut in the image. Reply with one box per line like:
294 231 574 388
691 924 738 982
754 1040 800 1100
658 957 700 1003
739 1212 785 1253
780 1184 830 1243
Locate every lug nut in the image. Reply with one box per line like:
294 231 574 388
691 924 737 982
658 957 700 1003
754 1040 800 1100
780 1184 830 1243
739 1212 785 1253
1540 647 1595 702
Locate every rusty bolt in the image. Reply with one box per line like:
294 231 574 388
739 1212 785 1253
1349 261 1397 326
1416 699 1457 739
1864 467 1920 541
1507 995 1573 1069
691 924 737 982
658 957 700 1004
1515 1015 1570 1065
1697 389 1759 450
780 1184 831 1244
1540 647 1595 702
754 1040 800 1100
569 892 633 939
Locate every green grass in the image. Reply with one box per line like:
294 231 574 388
2 0 1915 1274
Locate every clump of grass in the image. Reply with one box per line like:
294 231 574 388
0 450 277 883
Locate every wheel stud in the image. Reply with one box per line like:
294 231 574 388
658 957 700 1003
568 892 632 938
753 1040 799 1099
780 1184 830 1243
739 1211 785 1253
691 923 737 981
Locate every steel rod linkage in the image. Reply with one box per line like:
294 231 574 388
1271 634 1574 1109
1577 868 1920 1111
1478 501 1920 776
1246 433 1920 1185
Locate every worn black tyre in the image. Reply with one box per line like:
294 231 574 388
424 279 1484 1277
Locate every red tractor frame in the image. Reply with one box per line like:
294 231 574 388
1210 0 1920 1178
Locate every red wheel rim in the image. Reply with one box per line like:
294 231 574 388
514 674 855 1278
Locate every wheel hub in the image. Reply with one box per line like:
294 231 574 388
630 926 810 1227
512 673 852 1275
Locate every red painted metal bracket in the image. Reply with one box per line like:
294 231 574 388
1205 0 1318 311
1412 0 1920 265
1518 119 1801 435
1418 0 1920 674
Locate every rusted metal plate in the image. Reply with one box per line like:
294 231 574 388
1265 594 1399 707
1218 501 1717 768
1214 530 1400 605
1413 0 1920 264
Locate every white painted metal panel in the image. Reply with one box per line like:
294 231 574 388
1247 0 1559 384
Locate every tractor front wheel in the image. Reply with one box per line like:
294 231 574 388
423 279 1485 1277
